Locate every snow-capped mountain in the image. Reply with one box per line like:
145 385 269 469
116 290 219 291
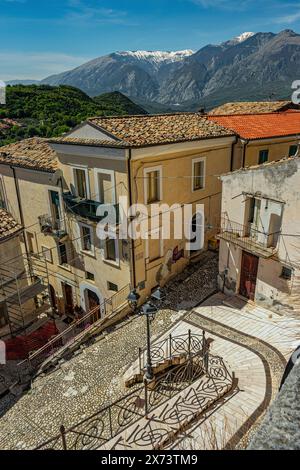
226 32 255 45
42 30 300 110
116 50 194 62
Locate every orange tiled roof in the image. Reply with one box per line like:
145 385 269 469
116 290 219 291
208 112 300 140
0 209 22 241
88 113 234 147
0 138 58 172
209 101 295 115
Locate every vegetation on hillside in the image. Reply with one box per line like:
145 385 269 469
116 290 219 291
0 85 147 146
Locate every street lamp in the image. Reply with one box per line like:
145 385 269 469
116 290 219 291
127 288 141 311
150 287 166 305
139 301 158 381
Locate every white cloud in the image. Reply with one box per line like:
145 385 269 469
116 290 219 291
0 52 90 81
272 10 300 24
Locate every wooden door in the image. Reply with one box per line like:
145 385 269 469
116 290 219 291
239 251 259 301
63 283 74 315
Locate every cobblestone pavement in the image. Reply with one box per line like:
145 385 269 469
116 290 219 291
0 253 218 450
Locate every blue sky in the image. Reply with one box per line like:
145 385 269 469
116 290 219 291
1 0 300 80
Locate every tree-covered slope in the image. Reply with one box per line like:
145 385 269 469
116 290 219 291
0 85 146 146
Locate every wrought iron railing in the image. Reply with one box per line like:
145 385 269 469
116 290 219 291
138 330 206 374
63 193 120 223
218 216 278 257
34 339 234 451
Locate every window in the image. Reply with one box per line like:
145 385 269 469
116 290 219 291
49 190 61 229
58 242 68 265
289 145 298 157
258 150 269 165
74 168 88 199
192 158 205 191
144 167 162 204
95 169 115 204
105 238 117 261
0 178 6 209
281 266 292 280
86 272 95 281
107 281 118 292
26 231 35 254
80 224 93 253
41 246 53 263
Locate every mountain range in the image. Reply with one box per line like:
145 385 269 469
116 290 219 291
8 29 300 112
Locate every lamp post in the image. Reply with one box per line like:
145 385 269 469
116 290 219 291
140 302 158 381
127 287 165 382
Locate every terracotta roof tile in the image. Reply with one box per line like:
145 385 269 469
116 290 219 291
209 101 294 115
208 112 300 140
0 138 57 172
0 209 22 241
88 113 234 147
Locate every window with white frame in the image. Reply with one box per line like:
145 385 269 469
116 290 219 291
73 168 89 199
79 223 94 253
0 177 7 209
192 158 206 191
144 166 162 204
58 242 68 266
104 237 119 264
95 169 115 204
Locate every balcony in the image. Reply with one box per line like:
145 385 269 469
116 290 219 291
63 192 119 223
38 215 68 241
217 217 278 259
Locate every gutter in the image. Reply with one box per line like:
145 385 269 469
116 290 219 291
127 148 136 289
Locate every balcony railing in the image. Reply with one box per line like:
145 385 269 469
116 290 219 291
38 214 68 240
218 216 279 259
63 193 119 223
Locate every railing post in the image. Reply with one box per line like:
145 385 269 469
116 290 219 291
188 329 191 357
108 407 113 439
144 379 149 417
169 334 172 360
138 348 142 374
202 330 206 356
60 425 67 450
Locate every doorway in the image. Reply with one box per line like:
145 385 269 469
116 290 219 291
85 289 101 321
62 282 74 316
239 251 259 301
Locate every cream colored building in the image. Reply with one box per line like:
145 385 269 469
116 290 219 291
218 156 300 315
50 113 236 302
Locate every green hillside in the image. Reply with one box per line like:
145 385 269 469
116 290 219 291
0 85 147 146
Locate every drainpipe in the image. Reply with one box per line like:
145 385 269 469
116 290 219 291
241 139 249 168
230 136 238 172
127 148 136 289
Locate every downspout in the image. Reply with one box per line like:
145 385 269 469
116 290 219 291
241 139 249 168
127 148 136 289
230 136 238 172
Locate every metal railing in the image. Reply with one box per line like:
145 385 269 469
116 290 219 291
17 283 130 371
35 334 234 450
138 330 206 374
63 192 120 223
38 214 67 239
218 216 278 257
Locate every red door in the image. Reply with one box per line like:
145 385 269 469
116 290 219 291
239 251 259 301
